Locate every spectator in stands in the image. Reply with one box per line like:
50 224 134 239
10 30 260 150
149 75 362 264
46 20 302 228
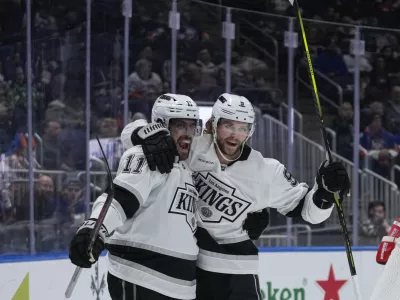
343 46 373 74
0 101 15 154
0 164 13 224
47 61 66 103
386 85 400 133
147 11 169 43
5 133 40 170
217 49 243 89
42 120 62 170
0 62 4 82
236 47 269 88
90 117 123 171
360 114 400 177
360 201 390 245
322 6 340 22
178 62 222 102
359 73 372 104
128 59 163 99
15 175 56 221
45 80 85 129
91 79 121 120
314 35 349 77
11 66 44 132
179 9 201 42
364 35 378 61
196 48 218 87
4 53 23 82
34 9 59 37
331 102 353 160
45 80 86 172
369 56 390 94
271 0 291 14
178 63 202 95
54 176 85 225
380 46 400 77
360 101 386 131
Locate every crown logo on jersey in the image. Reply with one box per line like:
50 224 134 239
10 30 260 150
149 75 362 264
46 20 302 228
194 173 251 223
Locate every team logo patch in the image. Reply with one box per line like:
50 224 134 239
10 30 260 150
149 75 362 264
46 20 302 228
194 173 251 223
201 207 213 218
169 183 198 233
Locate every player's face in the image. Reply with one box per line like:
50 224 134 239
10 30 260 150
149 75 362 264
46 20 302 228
216 119 251 159
169 119 197 161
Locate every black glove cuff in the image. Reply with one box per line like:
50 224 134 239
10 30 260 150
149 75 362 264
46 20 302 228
131 127 144 146
313 189 334 209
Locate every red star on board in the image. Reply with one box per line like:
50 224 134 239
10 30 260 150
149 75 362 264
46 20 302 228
316 264 347 300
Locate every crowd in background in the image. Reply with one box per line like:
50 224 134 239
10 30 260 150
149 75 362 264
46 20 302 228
1 0 400 253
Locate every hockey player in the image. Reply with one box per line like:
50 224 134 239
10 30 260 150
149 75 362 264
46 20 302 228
370 218 400 300
127 93 351 300
375 218 400 265
68 94 201 300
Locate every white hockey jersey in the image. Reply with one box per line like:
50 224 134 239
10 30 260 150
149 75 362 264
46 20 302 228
90 146 199 300
124 120 334 275
188 134 334 274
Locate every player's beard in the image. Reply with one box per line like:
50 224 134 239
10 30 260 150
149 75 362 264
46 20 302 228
216 136 242 159
176 136 192 161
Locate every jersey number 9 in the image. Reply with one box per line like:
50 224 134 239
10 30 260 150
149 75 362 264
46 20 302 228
283 168 299 187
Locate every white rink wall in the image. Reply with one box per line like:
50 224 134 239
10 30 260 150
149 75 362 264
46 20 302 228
0 247 384 300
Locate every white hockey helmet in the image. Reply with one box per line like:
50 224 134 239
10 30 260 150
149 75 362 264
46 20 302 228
152 93 200 130
211 93 255 138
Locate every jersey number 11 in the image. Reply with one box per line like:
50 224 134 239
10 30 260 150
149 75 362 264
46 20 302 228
122 155 146 174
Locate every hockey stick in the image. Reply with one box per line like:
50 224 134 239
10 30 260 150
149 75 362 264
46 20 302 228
287 0 362 298
65 136 114 298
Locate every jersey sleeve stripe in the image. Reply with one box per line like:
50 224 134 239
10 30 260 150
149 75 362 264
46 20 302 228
107 254 196 299
301 183 334 224
106 242 197 282
285 188 310 218
107 238 197 261
114 177 145 205
195 227 258 256
113 183 141 219
195 227 259 274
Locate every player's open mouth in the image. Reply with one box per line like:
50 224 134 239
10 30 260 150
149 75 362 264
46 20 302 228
178 140 191 153
226 141 238 147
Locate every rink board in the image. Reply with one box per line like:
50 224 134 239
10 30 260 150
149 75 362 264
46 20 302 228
0 247 384 300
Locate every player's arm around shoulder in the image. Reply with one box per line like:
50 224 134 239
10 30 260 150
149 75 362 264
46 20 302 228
121 120 178 174
90 146 166 234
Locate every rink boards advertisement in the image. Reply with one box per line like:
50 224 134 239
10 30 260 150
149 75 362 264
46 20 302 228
0 248 385 300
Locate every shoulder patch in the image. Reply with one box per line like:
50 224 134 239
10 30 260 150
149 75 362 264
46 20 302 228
283 168 299 187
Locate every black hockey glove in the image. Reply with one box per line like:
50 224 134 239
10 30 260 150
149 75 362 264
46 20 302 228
315 160 351 206
69 218 107 268
243 208 270 240
131 123 178 174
